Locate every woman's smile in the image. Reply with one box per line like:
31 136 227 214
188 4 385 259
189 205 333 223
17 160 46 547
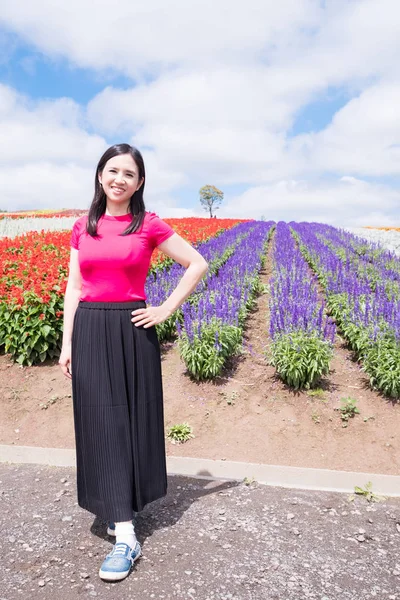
111 187 125 195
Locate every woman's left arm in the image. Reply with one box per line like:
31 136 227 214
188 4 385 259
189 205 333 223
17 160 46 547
131 233 208 328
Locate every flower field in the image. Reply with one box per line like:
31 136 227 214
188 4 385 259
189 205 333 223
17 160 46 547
345 227 400 258
0 209 88 220
269 222 336 390
292 223 400 397
0 215 399 399
364 226 400 231
0 217 244 366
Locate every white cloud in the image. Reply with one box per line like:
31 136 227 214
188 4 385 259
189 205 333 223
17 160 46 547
86 68 293 184
0 156 188 216
0 83 105 210
0 162 93 211
303 0 400 84
0 84 188 213
0 0 321 74
0 0 399 222
86 69 297 186
140 149 188 194
81 0 400 186
87 67 306 134
0 83 105 165
144 195 203 219
218 176 400 227
289 82 400 177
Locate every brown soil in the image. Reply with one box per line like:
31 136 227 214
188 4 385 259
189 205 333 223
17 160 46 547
1 243 399 476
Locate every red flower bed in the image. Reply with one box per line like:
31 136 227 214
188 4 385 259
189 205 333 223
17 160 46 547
0 217 246 364
0 217 249 365
0 218 245 307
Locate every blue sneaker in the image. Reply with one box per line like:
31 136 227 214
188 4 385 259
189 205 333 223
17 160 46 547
99 541 141 581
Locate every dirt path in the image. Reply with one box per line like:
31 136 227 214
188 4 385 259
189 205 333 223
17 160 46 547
0 235 399 475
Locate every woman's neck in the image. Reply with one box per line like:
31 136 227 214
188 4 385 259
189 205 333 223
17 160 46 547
105 202 130 217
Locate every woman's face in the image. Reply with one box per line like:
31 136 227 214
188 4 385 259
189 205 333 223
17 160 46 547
98 153 144 204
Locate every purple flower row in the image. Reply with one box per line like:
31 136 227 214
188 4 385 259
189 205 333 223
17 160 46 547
291 223 400 343
317 225 400 301
145 221 257 310
179 221 274 345
270 222 336 343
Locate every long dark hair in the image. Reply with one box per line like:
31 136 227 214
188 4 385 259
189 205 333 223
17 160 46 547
86 143 146 237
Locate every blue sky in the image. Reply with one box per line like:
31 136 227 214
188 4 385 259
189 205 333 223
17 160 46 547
289 88 351 136
0 43 133 105
0 0 399 226
2 44 344 135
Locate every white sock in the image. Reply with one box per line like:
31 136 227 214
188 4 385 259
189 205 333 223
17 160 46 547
115 521 137 549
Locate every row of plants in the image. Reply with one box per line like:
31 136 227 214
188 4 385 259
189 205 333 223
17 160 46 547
150 217 248 270
0 209 88 220
268 222 336 390
0 218 243 366
147 221 259 342
291 223 400 398
177 221 275 380
319 225 400 295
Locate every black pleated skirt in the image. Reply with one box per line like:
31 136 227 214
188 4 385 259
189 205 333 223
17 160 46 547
71 300 168 522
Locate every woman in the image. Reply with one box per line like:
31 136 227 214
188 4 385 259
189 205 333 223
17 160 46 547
58 143 208 582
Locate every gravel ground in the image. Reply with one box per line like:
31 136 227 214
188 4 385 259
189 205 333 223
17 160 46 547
1 463 400 599
344 228 400 257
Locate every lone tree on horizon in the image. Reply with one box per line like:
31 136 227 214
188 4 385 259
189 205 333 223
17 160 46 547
199 185 224 218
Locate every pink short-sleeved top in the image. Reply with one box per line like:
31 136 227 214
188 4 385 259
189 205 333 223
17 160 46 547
70 211 175 302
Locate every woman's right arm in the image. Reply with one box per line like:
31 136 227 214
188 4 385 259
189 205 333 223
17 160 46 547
59 248 82 378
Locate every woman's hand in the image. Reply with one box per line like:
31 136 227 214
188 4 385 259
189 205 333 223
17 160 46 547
131 305 172 328
59 344 72 379
131 233 208 329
